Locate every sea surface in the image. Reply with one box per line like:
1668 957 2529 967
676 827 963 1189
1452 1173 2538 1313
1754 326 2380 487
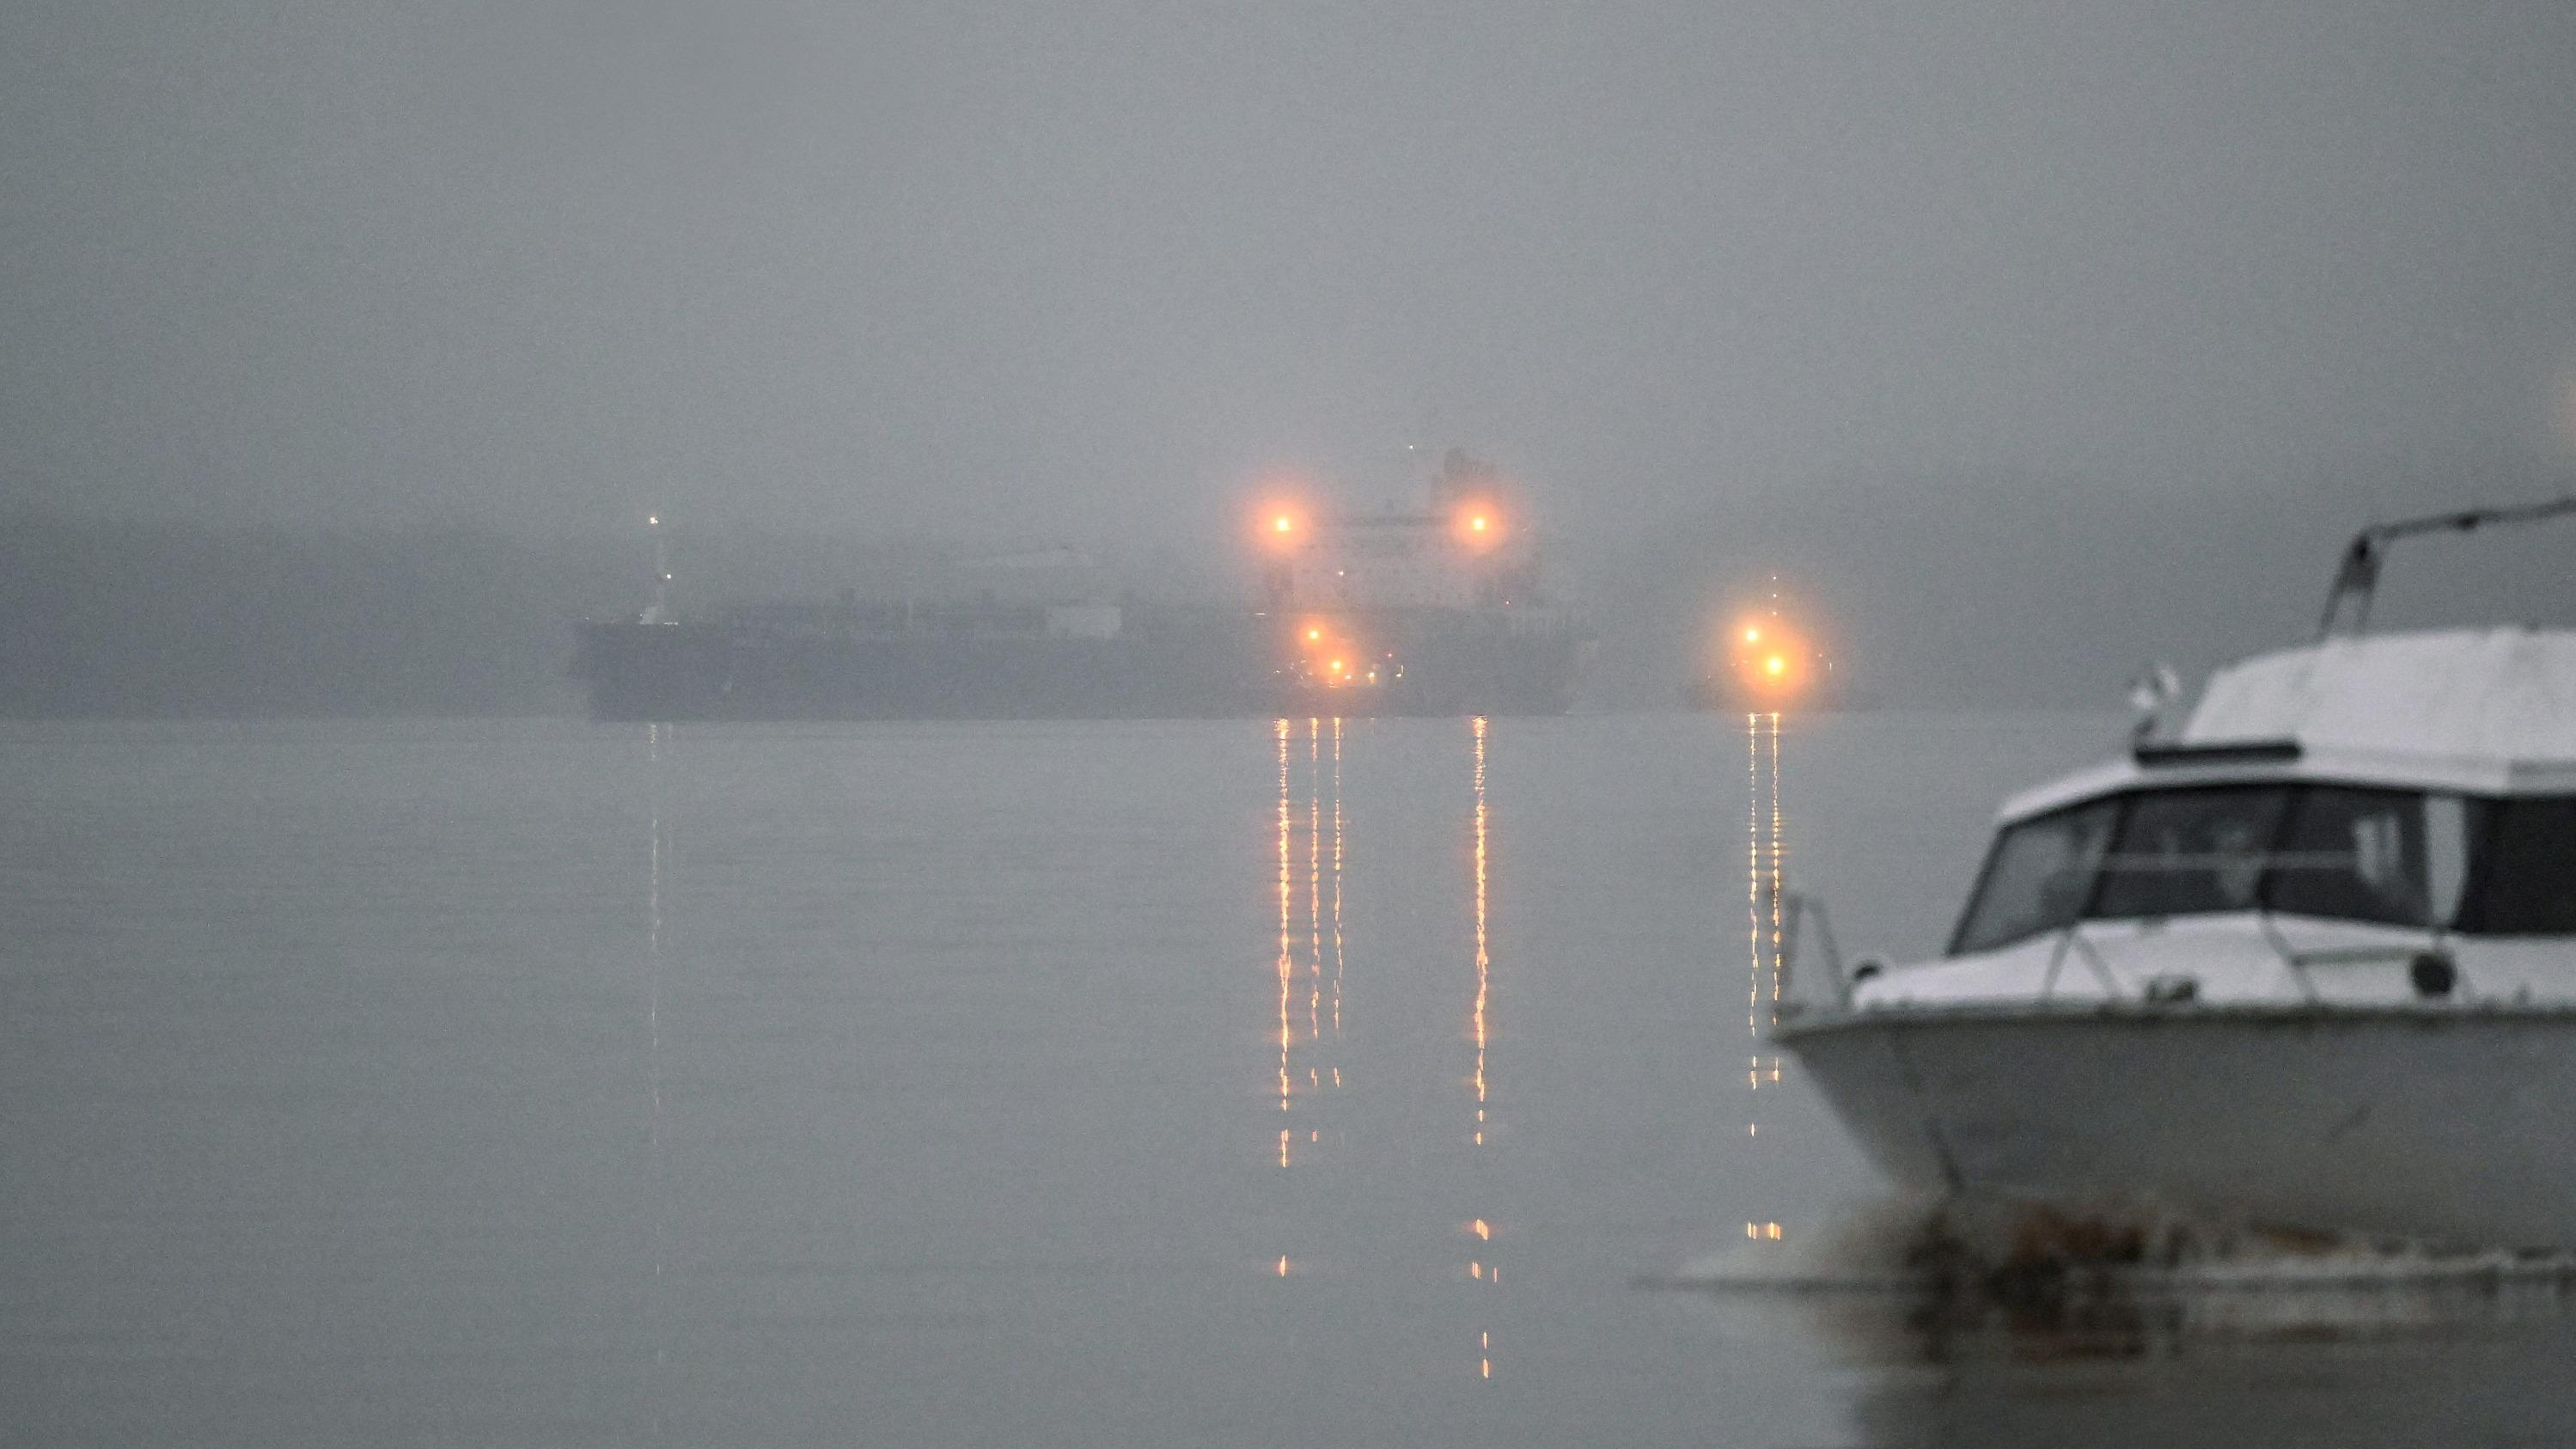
5 712 2573 1447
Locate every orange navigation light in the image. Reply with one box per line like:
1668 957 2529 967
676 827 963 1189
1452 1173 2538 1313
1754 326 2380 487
1724 610 1815 701
1452 499 1505 549
1258 499 1311 551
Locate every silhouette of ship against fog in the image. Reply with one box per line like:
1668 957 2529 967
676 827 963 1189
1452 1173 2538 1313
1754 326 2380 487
572 452 1591 721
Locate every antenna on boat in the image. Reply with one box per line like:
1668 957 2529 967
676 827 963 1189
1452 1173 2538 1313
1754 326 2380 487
2315 494 2576 639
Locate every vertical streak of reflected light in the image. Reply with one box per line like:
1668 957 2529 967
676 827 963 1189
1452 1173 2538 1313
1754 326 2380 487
649 717 669 1186
1747 712 1761 1036
1746 711 1790 1135
646 724 663 1159
1745 712 1788 1137
1471 716 1489 1148
1331 717 1344 1042
644 722 670 1444
1470 717 1496 1382
1309 720 1322 1046
1276 718 1293 1168
1769 711 1785 1025
646 724 667 1230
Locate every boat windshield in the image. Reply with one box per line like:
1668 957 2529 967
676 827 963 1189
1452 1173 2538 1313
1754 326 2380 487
1950 798 2120 955
2267 786 2472 928
2092 786 2292 920
1950 786 2576 952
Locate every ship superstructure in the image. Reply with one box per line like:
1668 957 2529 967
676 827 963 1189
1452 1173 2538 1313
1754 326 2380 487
1254 449 1586 714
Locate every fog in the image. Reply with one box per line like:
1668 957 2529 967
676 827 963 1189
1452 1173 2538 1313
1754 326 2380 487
11 13 2576 1445
6 1 2573 712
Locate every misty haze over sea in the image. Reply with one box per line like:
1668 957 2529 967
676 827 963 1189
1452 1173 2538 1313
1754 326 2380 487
7 3 2575 719
9 5 2576 1446
7 453 2569 718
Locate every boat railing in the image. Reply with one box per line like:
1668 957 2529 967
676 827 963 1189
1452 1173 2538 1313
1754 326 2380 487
1792 909 2465 1015
2036 923 2123 1000
2315 493 2576 638
1774 891 1847 1014
2029 911 2462 1006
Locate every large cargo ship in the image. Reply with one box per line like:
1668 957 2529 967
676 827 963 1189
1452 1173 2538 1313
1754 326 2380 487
571 451 1589 720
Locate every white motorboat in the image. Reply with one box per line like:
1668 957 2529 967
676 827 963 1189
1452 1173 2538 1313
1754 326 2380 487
1776 499 2576 1249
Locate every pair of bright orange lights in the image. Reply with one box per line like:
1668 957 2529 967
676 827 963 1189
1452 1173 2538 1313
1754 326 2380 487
1300 626 1348 676
1736 622 1798 686
1265 509 1495 538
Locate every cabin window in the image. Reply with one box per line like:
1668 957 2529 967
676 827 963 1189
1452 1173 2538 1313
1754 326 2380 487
1950 797 2121 954
2264 786 2475 928
1950 786 2576 957
2091 786 2292 920
2458 796 2576 935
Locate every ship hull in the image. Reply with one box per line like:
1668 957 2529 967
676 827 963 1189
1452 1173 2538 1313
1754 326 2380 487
571 614 1585 721
1778 1003 2576 1249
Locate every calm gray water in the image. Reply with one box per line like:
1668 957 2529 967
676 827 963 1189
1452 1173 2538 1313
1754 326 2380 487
6 712 2574 1447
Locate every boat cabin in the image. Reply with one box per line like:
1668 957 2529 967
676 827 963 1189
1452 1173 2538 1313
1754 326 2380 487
1858 627 2576 1009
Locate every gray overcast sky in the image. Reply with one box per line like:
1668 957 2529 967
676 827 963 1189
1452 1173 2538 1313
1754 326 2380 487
7 0 2575 551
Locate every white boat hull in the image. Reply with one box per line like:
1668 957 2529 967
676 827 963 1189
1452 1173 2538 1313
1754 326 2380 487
1779 1003 2576 1249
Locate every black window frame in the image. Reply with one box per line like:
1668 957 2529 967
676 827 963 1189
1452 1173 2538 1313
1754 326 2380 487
2452 794 2576 937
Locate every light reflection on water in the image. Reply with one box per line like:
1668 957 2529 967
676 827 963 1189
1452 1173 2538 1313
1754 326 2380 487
1468 715 1498 1378
10 712 2576 1447
1746 711 1786 1248
1264 715 1510 1381
1269 717 1349 1183
643 721 672 1445
1686 708 2576 1446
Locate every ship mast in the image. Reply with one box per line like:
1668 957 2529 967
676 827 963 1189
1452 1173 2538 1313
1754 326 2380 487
642 514 671 625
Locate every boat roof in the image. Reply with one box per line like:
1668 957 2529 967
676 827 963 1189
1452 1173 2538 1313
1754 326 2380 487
1999 627 2576 820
